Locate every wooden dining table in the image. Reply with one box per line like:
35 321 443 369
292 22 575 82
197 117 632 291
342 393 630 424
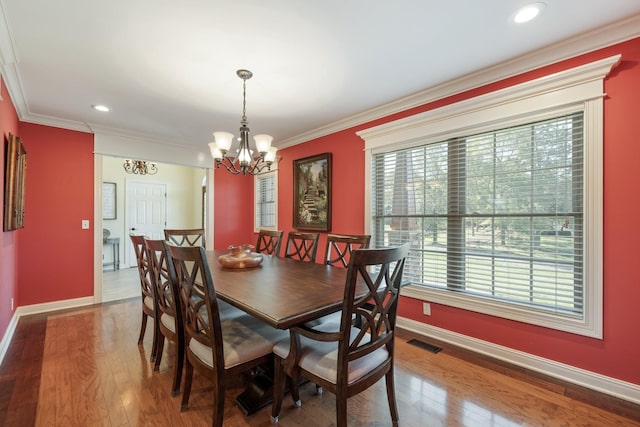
204 249 363 414
205 249 362 330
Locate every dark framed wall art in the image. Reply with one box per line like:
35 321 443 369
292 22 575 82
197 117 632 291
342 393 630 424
3 133 27 231
293 153 332 231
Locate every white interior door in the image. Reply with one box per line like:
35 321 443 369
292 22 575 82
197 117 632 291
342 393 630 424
126 180 167 267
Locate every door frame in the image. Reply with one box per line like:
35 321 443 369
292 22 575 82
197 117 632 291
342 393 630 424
93 155 215 303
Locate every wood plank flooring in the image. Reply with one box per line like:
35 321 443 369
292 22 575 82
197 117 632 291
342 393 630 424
1 298 639 426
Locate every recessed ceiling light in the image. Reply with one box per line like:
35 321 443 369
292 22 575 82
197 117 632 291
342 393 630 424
92 104 110 112
514 3 546 24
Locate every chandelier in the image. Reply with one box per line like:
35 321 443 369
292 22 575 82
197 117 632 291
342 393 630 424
209 69 277 175
123 159 158 175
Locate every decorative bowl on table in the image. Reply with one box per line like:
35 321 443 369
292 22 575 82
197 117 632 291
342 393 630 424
218 244 263 269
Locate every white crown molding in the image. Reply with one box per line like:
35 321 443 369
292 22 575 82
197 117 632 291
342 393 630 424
89 123 201 150
357 54 620 150
92 126 213 169
0 0 16 66
397 317 640 406
278 14 640 149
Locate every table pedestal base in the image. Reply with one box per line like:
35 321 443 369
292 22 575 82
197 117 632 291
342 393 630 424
234 365 309 416
235 367 274 416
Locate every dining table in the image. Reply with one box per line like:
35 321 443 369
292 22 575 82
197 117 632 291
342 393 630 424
204 249 365 414
205 249 364 329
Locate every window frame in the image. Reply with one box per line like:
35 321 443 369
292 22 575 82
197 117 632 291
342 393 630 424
254 169 278 232
358 55 621 338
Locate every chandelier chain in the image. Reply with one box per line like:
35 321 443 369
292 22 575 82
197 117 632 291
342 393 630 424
241 78 248 126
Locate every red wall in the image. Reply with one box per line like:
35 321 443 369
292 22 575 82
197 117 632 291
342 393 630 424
270 38 640 385
213 167 255 249
16 123 94 305
263 132 367 258
0 78 20 339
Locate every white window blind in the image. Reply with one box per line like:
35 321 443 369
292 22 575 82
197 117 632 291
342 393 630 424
255 171 277 230
360 56 619 337
372 113 584 316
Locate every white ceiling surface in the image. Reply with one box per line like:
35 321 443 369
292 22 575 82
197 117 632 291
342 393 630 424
1 1 640 161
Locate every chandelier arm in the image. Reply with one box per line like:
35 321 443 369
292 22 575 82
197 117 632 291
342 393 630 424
250 162 272 175
216 159 243 175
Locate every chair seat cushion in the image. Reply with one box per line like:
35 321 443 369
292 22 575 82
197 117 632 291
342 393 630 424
218 299 246 322
189 315 288 369
143 296 154 311
273 326 389 385
160 313 175 333
304 311 342 328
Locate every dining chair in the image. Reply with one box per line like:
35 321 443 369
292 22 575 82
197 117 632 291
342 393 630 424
164 228 205 247
164 228 243 322
323 234 371 267
284 232 320 262
315 233 372 327
145 237 185 396
271 243 410 427
256 229 284 256
130 234 159 363
166 243 289 427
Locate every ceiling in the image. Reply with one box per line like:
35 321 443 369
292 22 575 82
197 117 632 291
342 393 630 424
1 1 639 154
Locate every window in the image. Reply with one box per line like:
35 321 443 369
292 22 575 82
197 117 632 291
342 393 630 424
373 113 584 312
359 55 620 338
254 170 278 231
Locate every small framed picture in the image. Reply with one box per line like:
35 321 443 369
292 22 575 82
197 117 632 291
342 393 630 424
102 182 117 220
293 153 331 231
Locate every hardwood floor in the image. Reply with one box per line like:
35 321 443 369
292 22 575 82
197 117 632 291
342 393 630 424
1 299 638 426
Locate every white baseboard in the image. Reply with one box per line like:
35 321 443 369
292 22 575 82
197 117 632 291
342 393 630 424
397 317 640 406
0 311 19 369
0 296 96 367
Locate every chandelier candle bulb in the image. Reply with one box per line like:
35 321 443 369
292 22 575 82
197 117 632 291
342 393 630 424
264 146 278 163
253 134 273 154
209 143 223 160
212 131 234 153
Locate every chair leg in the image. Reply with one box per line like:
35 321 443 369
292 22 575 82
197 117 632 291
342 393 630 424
171 337 185 397
270 356 286 423
336 389 348 427
149 316 159 363
385 369 399 426
138 312 147 345
212 372 225 427
181 359 193 411
289 375 301 407
153 333 165 371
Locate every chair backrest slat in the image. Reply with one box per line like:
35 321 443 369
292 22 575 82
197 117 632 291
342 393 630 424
164 228 205 248
145 238 180 321
284 232 320 262
324 234 371 267
130 235 154 301
256 229 284 256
